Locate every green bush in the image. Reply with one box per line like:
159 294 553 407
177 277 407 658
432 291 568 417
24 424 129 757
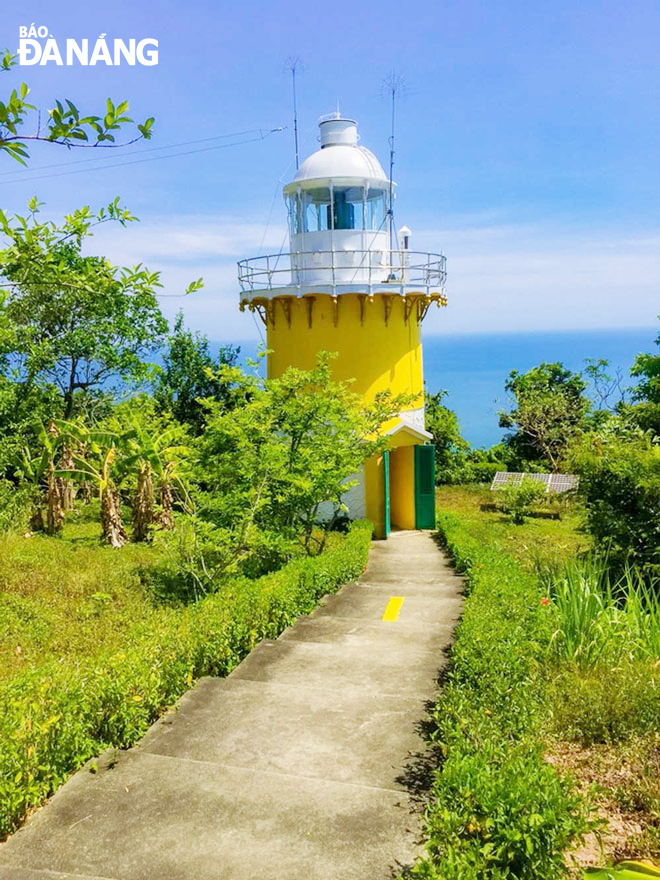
143 517 252 603
414 741 587 880
461 459 504 484
0 480 32 533
574 428 660 578
410 513 592 879
548 663 660 746
495 476 548 524
0 520 372 839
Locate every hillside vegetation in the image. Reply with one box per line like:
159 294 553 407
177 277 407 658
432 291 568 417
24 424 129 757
410 487 660 878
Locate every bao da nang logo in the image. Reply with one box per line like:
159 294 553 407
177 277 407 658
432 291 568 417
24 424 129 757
18 26 158 65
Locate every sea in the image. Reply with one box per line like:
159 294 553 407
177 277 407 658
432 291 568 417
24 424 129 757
422 327 658 448
212 326 658 449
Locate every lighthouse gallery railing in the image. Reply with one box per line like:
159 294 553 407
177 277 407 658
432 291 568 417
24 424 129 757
238 250 447 295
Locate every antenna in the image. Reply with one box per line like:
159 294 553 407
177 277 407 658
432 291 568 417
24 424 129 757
286 57 302 170
382 71 405 255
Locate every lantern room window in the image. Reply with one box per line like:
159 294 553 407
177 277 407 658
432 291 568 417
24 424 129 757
292 187 332 233
286 186 388 235
366 189 387 231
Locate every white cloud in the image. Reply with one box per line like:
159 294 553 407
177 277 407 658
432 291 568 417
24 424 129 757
85 215 287 338
415 221 660 335
88 216 287 263
85 213 659 340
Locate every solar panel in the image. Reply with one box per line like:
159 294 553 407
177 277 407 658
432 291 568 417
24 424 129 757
491 472 524 489
526 473 550 487
548 473 579 493
490 472 579 494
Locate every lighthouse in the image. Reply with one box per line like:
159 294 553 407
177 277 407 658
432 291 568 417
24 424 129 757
238 114 447 537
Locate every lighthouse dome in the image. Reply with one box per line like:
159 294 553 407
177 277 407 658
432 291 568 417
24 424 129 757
291 144 388 186
286 115 389 188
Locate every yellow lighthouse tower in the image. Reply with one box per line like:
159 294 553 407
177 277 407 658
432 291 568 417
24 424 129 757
238 114 446 537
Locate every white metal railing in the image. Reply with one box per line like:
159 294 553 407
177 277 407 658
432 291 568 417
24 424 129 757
237 250 447 294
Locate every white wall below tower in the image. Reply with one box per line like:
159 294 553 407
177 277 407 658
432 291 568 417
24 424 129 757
316 467 367 524
290 229 390 286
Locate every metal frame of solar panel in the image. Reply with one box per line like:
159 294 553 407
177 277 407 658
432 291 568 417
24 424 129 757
548 473 579 493
490 472 578 494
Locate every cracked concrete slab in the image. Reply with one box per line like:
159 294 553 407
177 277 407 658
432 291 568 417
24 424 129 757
140 677 427 789
0 750 422 880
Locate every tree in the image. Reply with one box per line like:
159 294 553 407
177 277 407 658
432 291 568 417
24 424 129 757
424 389 469 483
499 363 591 471
198 353 407 559
625 320 660 437
122 422 191 541
154 312 240 433
571 424 660 578
583 358 629 413
0 371 60 474
1 49 153 164
0 199 201 418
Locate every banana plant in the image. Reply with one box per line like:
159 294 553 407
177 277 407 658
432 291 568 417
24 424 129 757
54 422 128 548
14 421 67 535
122 423 191 542
58 440 76 511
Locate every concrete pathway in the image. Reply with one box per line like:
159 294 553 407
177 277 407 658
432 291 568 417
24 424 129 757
0 531 463 880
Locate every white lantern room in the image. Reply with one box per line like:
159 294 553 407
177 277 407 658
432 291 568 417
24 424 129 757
283 115 391 286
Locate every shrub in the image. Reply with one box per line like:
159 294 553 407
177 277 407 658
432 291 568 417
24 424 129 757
415 741 587 880
461 458 504 484
143 517 250 603
495 476 548 524
573 427 660 578
0 480 33 533
410 514 592 879
0 520 372 839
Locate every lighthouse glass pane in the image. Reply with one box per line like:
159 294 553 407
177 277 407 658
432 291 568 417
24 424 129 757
366 190 387 231
286 194 303 236
298 188 332 232
332 187 365 230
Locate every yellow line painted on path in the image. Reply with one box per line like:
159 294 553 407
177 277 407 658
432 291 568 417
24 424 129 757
382 597 405 622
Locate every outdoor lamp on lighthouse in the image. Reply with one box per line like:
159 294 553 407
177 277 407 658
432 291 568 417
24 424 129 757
238 113 447 537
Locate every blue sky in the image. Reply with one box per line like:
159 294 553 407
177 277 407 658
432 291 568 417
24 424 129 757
1 0 659 341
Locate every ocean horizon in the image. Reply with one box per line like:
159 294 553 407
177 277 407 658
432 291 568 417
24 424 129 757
210 325 658 449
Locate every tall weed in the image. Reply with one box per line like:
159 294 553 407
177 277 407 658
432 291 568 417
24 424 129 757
539 557 660 668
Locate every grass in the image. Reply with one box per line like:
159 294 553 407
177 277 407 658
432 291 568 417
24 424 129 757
424 485 660 873
0 506 162 682
436 484 591 570
0 512 372 839
0 503 348 681
539 560 660 670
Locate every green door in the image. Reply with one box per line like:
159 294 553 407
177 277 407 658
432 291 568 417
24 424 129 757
383 450 391 537
414 444 436 529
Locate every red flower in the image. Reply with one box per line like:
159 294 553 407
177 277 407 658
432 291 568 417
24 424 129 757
540 596 550 607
